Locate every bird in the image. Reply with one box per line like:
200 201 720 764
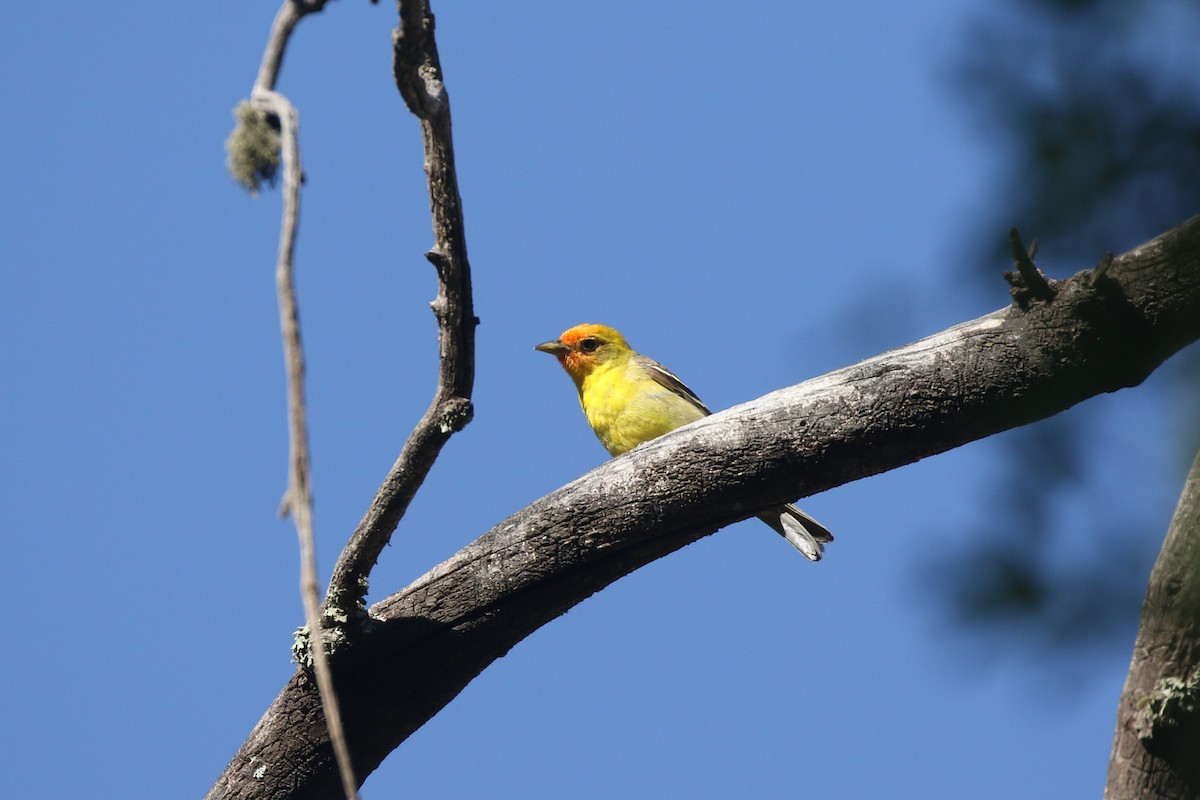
535 323 833 560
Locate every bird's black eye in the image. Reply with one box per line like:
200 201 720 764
578 337 600 353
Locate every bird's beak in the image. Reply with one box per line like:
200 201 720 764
534 339 570 356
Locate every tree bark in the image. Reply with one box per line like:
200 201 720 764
324 0 477 620
1104 451 1200 799
206 215 1200 800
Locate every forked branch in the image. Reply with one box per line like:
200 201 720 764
208 214 1200 800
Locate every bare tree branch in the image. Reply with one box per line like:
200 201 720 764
238 2 357 798
255 1 327 93
226 3 476 796
323 0 477 620
206 215 1200 800
1105 450 1200 800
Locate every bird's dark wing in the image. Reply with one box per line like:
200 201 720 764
633 354 712 416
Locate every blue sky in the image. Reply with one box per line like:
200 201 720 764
1 2 1184 798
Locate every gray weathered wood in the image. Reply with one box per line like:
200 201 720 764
206 216 1200 800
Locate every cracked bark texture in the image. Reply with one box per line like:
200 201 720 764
205 216 1200 800
1105 451 1200 800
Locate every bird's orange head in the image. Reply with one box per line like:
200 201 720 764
535 323 632 386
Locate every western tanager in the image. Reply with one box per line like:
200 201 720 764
535 323 833 560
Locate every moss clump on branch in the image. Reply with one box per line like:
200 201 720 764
225 101 281 194
1137 672 1200 745
290 579 374 668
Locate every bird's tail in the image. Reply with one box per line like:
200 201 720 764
756 504 834 561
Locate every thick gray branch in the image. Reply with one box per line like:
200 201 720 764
1104 450 1200 800
207 214 1200 800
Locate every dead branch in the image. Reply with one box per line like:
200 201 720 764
323 0 477 621
207 214 1200 800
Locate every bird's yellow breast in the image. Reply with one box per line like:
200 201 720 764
577 358 707 456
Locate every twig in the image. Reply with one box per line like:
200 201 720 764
241 2 358 799
324 0 477 620
256 1 331 92
1005 227 1057 307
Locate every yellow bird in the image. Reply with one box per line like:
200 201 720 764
535 323 833 560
